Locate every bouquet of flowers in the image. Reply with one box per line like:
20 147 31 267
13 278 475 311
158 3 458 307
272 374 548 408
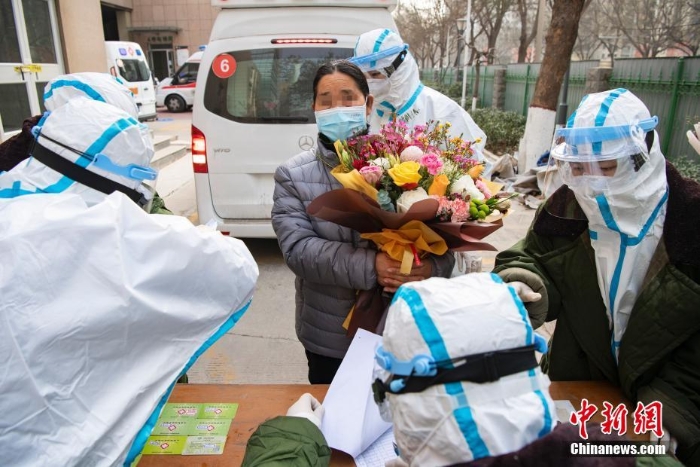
335 120 509 221
307 120 514 335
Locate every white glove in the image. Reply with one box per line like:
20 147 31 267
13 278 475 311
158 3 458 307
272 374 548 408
687 122 700 156
286 393 325 428
508 281 542 303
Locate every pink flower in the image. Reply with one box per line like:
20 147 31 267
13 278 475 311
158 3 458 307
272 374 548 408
431 195 452 221
475 179 492 199
359 165 383 186
450 198 470 223
420 153 443 175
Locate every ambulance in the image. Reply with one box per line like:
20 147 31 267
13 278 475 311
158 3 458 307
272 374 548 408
105 41 157 121
156 51 203 112
192 0 398 237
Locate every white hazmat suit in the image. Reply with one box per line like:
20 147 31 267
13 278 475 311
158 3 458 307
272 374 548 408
43 71 140 118
0 89 259 466
375 273 554 466
548 88 667 362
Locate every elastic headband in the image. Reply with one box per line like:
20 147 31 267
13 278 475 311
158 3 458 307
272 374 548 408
372 344 539 403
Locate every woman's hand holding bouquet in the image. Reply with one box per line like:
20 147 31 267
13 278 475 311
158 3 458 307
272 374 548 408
307 120 514 334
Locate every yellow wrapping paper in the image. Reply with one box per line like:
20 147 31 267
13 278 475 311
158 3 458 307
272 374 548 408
483 179 504 196
361 220 448 274
342 303 354 330
330 166 378 201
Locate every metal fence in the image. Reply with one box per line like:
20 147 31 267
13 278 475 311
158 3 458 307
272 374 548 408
421 57 700 159
610 57 700 158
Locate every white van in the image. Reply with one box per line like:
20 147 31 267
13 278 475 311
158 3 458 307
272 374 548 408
105 41 157 121
156 51 203 112
192 0 398 237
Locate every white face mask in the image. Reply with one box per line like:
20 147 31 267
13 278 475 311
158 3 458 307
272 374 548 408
368 78 391 99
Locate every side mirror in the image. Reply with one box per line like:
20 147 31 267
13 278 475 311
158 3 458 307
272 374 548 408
153 77 160 86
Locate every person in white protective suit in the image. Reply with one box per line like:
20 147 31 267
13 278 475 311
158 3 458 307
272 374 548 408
372 273 554 466
352 29 489 277
43 71 140 117
0 72 140 174
0 72 174 213
351 28 487 160
494 89 700 465
0 96 259 467
240 273 684 466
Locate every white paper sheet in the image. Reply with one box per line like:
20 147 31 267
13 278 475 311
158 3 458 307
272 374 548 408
321 329 392 458
355 428 398 467
554 399 576 424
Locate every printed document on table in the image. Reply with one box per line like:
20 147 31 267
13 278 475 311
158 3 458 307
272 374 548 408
355 428 398 467
321 329 392 458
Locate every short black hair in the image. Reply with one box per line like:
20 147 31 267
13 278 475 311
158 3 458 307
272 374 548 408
312 60 370 102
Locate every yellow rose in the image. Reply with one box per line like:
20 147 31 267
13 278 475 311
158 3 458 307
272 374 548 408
428 174 449 196
388 161 422 186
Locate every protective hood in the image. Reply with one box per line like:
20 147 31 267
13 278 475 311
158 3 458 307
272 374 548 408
352 29 486 159
0 97 155 207
352 29 421 123
44 72 139 118
551 88 668 361
0 191 259 466
380 273 554 466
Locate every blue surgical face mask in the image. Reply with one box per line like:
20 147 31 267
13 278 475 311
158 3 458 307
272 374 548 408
315 104 368 142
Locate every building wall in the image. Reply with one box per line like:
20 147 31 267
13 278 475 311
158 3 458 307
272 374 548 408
56 0 107 72
104 0 134 9
130 0 217 65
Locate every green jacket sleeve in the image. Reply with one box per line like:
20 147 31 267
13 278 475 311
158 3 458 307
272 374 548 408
242 416 331 467
148 192 173 215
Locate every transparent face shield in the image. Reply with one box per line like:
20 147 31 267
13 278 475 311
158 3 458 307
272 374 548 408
350 44 409 79
542 117 657 219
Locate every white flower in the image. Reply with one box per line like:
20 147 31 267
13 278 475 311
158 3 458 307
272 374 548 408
396 187 429 213
399 145 424 162
370 157 391 170
450 175 485 201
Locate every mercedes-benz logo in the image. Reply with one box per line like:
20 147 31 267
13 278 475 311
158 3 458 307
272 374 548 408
298 135 315 151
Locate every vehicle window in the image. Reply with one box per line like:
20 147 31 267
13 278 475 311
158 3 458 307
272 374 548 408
118 59 151 82
177 63 199 84
203 47 353 124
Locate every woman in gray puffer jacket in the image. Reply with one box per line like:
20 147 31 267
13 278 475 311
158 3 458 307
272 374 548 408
272 61 455 384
